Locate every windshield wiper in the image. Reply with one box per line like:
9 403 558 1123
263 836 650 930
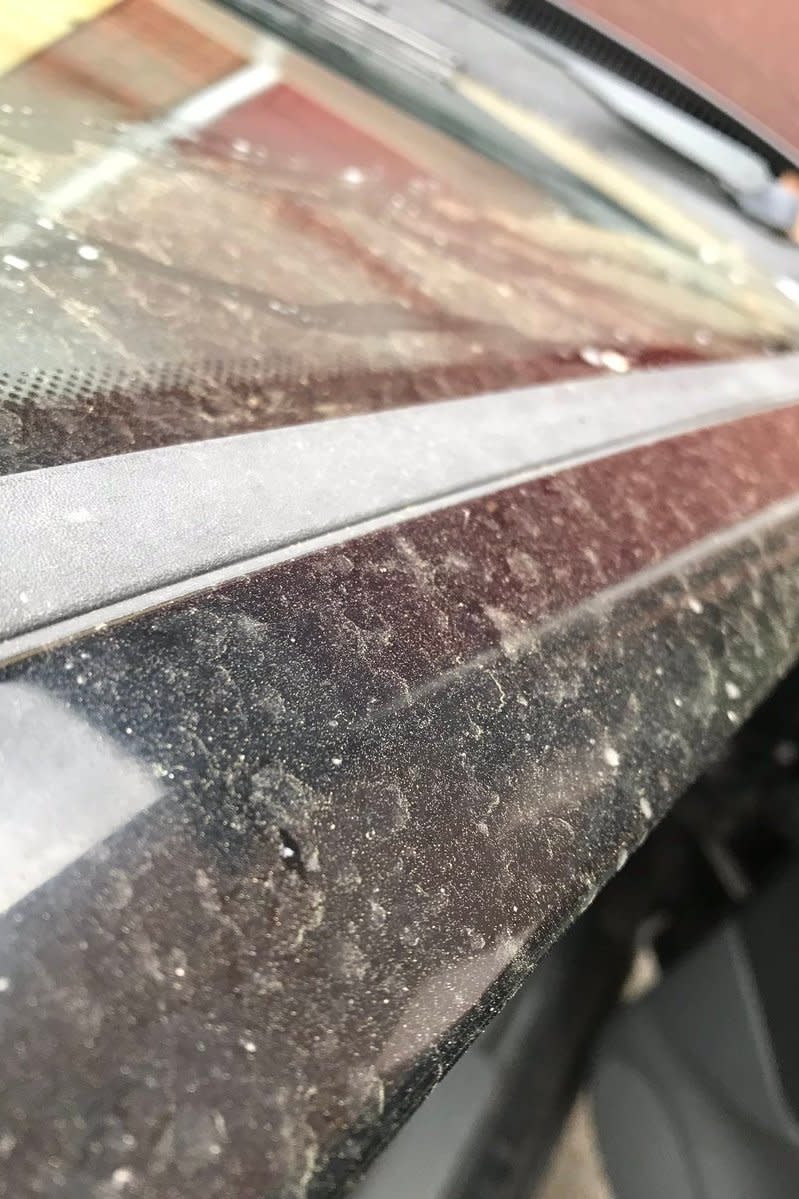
478 0 799 238
224 0 799 239
559 57 799 237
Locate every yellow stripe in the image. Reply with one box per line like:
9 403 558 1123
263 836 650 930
0 0 118 75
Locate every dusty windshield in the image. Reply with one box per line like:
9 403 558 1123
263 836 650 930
1 0 797 476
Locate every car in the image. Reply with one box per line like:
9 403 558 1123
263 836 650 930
2 3 799 1197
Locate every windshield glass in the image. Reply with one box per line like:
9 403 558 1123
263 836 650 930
1 0 798 476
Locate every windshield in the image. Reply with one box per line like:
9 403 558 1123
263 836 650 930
1 0 798 476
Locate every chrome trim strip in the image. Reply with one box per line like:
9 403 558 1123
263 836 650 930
2 354 799 658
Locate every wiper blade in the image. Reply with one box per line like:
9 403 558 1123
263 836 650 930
492 0 796 177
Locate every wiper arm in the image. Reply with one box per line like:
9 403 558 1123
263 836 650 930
561 57 799 238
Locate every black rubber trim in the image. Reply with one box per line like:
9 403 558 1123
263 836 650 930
493 0 797 176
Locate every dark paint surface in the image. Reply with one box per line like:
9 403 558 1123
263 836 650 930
2 1 799 475
4 407 799 1196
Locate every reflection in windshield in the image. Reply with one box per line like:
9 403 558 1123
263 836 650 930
0 681 163 911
